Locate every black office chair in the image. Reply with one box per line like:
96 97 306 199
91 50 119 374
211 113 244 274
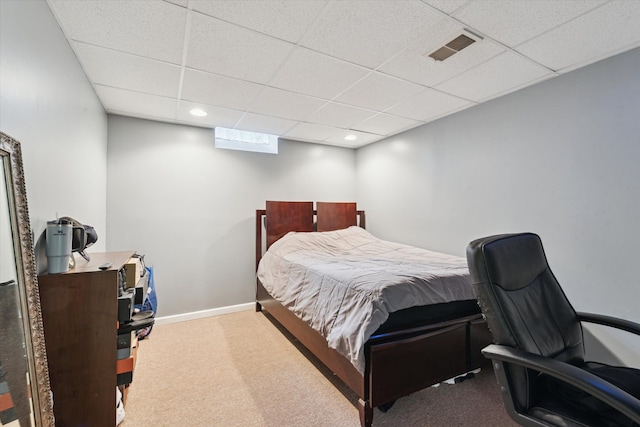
466 233 640 427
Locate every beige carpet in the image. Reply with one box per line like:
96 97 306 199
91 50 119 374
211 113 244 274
121 311 517 426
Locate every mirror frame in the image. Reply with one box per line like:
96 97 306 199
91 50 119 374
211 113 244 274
1 132 55 426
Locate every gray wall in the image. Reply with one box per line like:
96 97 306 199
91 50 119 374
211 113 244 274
0 0 108 262
106 116 356 316
357 47 640 365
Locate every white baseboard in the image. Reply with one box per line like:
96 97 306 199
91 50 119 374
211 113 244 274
154 302 255 326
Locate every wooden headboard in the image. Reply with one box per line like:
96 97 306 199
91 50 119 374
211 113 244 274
317 202 358 232
255 201 365 269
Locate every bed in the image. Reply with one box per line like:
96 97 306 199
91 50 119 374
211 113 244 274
255 201 492 427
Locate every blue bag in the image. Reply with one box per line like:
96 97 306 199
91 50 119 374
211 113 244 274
134 266 157 339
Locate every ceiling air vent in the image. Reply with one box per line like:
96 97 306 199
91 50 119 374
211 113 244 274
426 31 480 62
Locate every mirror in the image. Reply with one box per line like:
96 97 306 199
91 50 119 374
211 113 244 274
0 132 54 427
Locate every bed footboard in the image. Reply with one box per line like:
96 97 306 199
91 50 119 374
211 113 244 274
257 280 491 427
366 315 490 407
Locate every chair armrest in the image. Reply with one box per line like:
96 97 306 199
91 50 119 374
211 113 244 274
482 344 640 423
577 312 640 336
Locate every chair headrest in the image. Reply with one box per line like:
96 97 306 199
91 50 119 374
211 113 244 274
468 233 547 291
467 232 584 363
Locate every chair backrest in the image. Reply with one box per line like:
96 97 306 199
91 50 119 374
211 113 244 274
466 233 585 364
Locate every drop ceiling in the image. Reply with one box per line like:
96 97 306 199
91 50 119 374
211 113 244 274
47 0 640 148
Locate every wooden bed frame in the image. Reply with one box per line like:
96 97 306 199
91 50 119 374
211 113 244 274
255 201 492 427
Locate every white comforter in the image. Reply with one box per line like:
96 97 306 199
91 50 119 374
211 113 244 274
257 226 476 374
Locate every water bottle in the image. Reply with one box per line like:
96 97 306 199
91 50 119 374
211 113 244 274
46 219 72 274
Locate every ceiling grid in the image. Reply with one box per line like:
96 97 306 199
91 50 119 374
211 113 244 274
46 0 640 148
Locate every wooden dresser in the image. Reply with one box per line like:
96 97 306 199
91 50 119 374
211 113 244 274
39 251 136 426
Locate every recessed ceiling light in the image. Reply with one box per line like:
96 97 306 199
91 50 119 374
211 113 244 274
190 108 207 117
344 134 357 141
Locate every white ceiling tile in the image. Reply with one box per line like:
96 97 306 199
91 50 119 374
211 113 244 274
268 47 370 100
187 12 294 84
517 1 640 72
305 102 377 129
283 123 342 143
249 87 328 121
165 0 188 7
378 21 505 86
235 113 297 136
352 113 421 136
299 0 443 68
46 0 640 148
324 130 384 147
317 140 356 149
181 69 263 111
435 51 552 102
452 0 607 47
386 88 473 121
423 0 472 15
176 101 244 129
190 0 327 43
72 42 181 98
335 72 426 111
48 0 186 64
94 85 177 120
